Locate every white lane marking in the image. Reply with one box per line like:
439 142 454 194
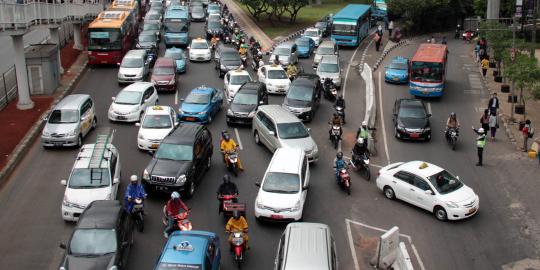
234 128 243 150
342 44 362 99
377 72 391 164
175 89 179 105
427 101 432 115
411 243 426 270
346 219 361 270
338 139 342 152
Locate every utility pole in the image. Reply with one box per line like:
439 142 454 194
511 16 517 123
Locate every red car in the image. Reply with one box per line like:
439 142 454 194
151 57 177 91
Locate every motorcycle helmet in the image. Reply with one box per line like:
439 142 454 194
450 112 456 118
362 120 367 127
232 210 240 219
223 133 230 141
171 191 181 200
338 94 343 100
130 175 138 183
336 152 343 159
223 174 231 184
357 138 364 145
478 128 485 134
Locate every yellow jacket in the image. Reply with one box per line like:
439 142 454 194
481 59 489 69
226 216 248 233
220 139 237 153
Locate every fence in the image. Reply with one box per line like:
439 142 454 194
0 66 18 110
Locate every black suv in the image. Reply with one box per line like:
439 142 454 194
393 98 432 141
143 123 213 198
226 82 269 125
215 45 242 78
205 19 224 39
59 200 132 270
282 74 322 122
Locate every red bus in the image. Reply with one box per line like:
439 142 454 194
109 0 141 26
88 11 135 66
409 44 448 97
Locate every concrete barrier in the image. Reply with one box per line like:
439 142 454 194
361 63 377 154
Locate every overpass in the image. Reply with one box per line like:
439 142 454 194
0 0 103 110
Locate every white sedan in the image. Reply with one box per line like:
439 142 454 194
257 64 291 94
376 161 479 221
188 38 212 62
303 27 322 47
224 69 252 101
136 105 177 151
108 82 159 122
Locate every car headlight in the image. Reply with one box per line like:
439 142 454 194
267 82 273 87
248 110 256 117
135 44 141 48
197 111 207 115
130 106 140 113
67 130 77 136
62 195 70 207
227 109 233 115
176 174 187 184
312 145 318 154
143 169 149 180
168 78 175 84
220 64 226 70
178 109 183 114
424 127 431 131
290 200 301 211
59 267 66 270
256 200 265 209
138 133 145 140
445 201 459 208
151 80 157 84
42 131 50 136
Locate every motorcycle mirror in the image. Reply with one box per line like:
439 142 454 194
59 242 66 249
60 179 67 186
255 182 261 187
135 122 141 127
425 190 433 195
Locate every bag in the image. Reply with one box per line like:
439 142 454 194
496 122 499 129
528 127 534 138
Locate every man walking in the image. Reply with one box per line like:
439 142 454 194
481 57 489 77
388 20 394 37
488 92 499 115
472 126 487 166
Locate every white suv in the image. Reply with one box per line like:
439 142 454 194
117 49 150 84
60 136 121 221
136 105 178 150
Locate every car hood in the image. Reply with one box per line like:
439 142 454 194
438 184 476 203
64 253 116 270
139 127 173 141
386 69 407 77
111 103 139 114
151 74 174 82
147 158 191 178
284 98 310 108
43 122 78 135
257 189 301 209
138 41 155 48
280 136 316 152
297 46 310 51
230 102 256 113
65 186 111 207
192 12 204 18
318 71 339 79
119 67 143 76
190 48 209 54
181 102 210 113
222 59 242 67
398 117 428 129
267 78 290 86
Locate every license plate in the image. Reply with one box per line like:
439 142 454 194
422 91 429 95
150 144 159 149
197 57 204 60
410 133 419 138
393 77 399 81
101 61 107 64
468 207 476 214
54 142 63 146
116 116 127 120
156 186 168 191
270 214 283 219
185 117 195 121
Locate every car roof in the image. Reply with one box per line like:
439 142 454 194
122 82 154 92
55 94 90 110
268 148 304 174
283 222 331 270
258 105 299 122
398 161 444 178
320 55 339 63
125 49 146 58
398 98 424 107
77 200 122 230
159 231 217 265
73 143 116 169
190 86 214 95
145 105 173 115
162 123 203 145
155 57 175 66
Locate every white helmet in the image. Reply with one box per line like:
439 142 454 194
362 121 367 126
171 191 180 200
357 138 364 145
478 128 485 134
130 175 138 182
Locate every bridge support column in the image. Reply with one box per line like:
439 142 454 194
73 23 83 50
49 26 64 75
12 34 34 110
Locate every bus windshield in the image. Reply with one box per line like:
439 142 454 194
411 62 443 82
89 28 122 51
332 23 357 36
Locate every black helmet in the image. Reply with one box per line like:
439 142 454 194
338 94 343 99
221 130 228 136
233 210 240 219
223 133 230 141
223 174 231 184
336 152 343 159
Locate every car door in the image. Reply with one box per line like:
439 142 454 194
224 72 230 91
262 115 278 151
309 38 315 53
412 176 437 211
391 171 416 203
258 66 266 83
205 241 217 270
392 100 400 124
193 136 204 181
79 99 92 136
300 156 309 205
109 150 120 197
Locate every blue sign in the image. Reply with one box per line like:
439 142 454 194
90 32 109 39
175 241 194 252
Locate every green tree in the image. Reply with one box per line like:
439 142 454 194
284 0 309 23
473 0 516 18
504 52 540 118
240 0 269 21
478 21 511 73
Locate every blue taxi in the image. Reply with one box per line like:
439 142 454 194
384 56 409 84
154 231 221 270
295 37 315 58
178 86 224 124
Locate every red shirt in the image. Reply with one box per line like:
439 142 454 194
166 199 188 216
522 125 530 136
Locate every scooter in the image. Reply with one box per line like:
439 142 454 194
349 151 371 181
217 194 246 220
223 148 240 176
446 127 459 150
323 78 337 101
131 197 145 232
162 207 192 237
335 105 345 124
329 125 342 149
228 230 247 268
335 166 351 195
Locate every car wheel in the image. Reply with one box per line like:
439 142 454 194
254 131 261 145
77 135 83 148
434 206 447 221
91 117 97 130
383 186 395 200
426 133 432 142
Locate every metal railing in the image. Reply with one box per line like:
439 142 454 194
0 1 102 30
0 65 18 110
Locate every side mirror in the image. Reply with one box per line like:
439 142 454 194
111 97 116 101
456 176 460 180
59 242 66 249
144 98 150 103
135 122 141 127
306 128 311 132
60 179 67 186
113 178 119 184
302 185 308 191
268 131 275 136
259 100 264 104
180 98 185 102
255 182 261 187
122 241 129 247
427 113 432 117
187 46 190 50
174 122 179 127
42 116 48 121
425 190 434 195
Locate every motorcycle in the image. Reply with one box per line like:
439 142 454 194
446 127 458 150
131 197 145 232
335 165 351 195
334 105 345 124
228 230 247 268
329 124 342 149
162 206 192 237
218 194 246 220
323 78 337 101
251 55 263 71
240 53 247 66
349 151 371 181
223 148 240 176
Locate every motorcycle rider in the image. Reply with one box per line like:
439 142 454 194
334 152 347 184
211 34 219 51
124 175 147 214
217 174 239 213
164 191 189 238
356 121 369 148
226 210 249 250
328 113 343 139
220 131 244 171
445 112 460 139
352 138 369 159
335 94 346 123
286 62 298 80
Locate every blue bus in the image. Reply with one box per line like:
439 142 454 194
163 9 190 47
331 4 371 47
371 0 387 20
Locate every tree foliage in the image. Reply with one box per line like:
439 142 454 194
473 0 516 19
284 0 309 23
504 52 540 111
240 0 308 23
240 0 269 21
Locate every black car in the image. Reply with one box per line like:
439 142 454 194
393 98 432 141
143 123 213 198
282 74 322 122
315 21 331 37
191 5 206 21
205 20 224 39
142 21 162 42
59 200 133 270
136 30 158 52
215 46 242 77
226 82 268 125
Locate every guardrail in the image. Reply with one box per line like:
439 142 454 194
0 2 102 31
0 66 18 111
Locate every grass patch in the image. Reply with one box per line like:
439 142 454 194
235 0 371 39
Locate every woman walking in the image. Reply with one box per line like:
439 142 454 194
488 111 498 140
480 109 490 133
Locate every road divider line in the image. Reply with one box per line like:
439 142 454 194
234 128 243 150
411 244 426 270
345 219 361 270
377 72 391 164
342 43 362 99
427 101 432 115
175 90 179 105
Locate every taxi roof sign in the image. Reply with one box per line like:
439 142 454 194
419 162 428 169
174 241 194 252
152 105 163 110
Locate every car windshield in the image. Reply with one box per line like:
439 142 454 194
221 52 240 61
155 143 193 161
274 47 290 56
287 85 313 102
295 39 309 46
428 170 464 195
317 46 334 55
121 58 143 68
153 66 175 75
230 75 250 85
332 23 357 36
164 22 188 33
115 91 142 105
192 6 203 13
48 109 79 124
88 28 121 51
139 34 156 42
185 93 210 104
398 105 427 119
318 62 339 73
143 114 172 129
69 229 117 256
232 92 257 105
191 41 208 49
411 61 443 82
68 168 111 188
277 122 309 139
389 62 408 70
304 30 318 36
208 21 221 28
164 50 185 60
262 172 300 194
143 23 159 31
268 70 287 79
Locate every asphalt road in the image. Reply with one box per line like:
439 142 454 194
1 21 538 270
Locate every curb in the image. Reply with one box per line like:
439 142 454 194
373 39 408 71
0 58 88 185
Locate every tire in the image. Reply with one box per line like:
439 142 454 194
254 131 261 145
77 135 83 148
333 137 338 149
383 186 395 200
232 163 238 177
394 127 399 139
364 166 371 181
184 181 195 199
91 117 97 130
346 185 351 195
136 213 144 232
434 206 448 221
139 112 144 122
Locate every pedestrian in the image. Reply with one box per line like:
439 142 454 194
374 32 381 51
441 36 447 45
487 92 499 115
474 43 480 62
480 109 490 132
488 110 498 140
522 119 533 152
472 126 487 166
481 57 489 77
388 20 394 37
429 36 436 44
377 25 383 38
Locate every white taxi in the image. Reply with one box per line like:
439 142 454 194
224 69 252 101
257 64 290 94
136 105 177 151
188 38 212 62
108 82 159 122
376 161 479 221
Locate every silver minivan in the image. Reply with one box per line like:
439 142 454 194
316 55 342 88
274 222 337 270
252 105 318 162
270 41 299 66
41 94 97 148
118 49 150 84
314 40 339 68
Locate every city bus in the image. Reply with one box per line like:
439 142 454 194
88 11 136 66
109 0 141 26
330 4 371 47
163 8 190 47
409 44 448 97
371 0 387 20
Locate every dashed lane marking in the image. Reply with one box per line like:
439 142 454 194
234 128 243 150
377 71 391 164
